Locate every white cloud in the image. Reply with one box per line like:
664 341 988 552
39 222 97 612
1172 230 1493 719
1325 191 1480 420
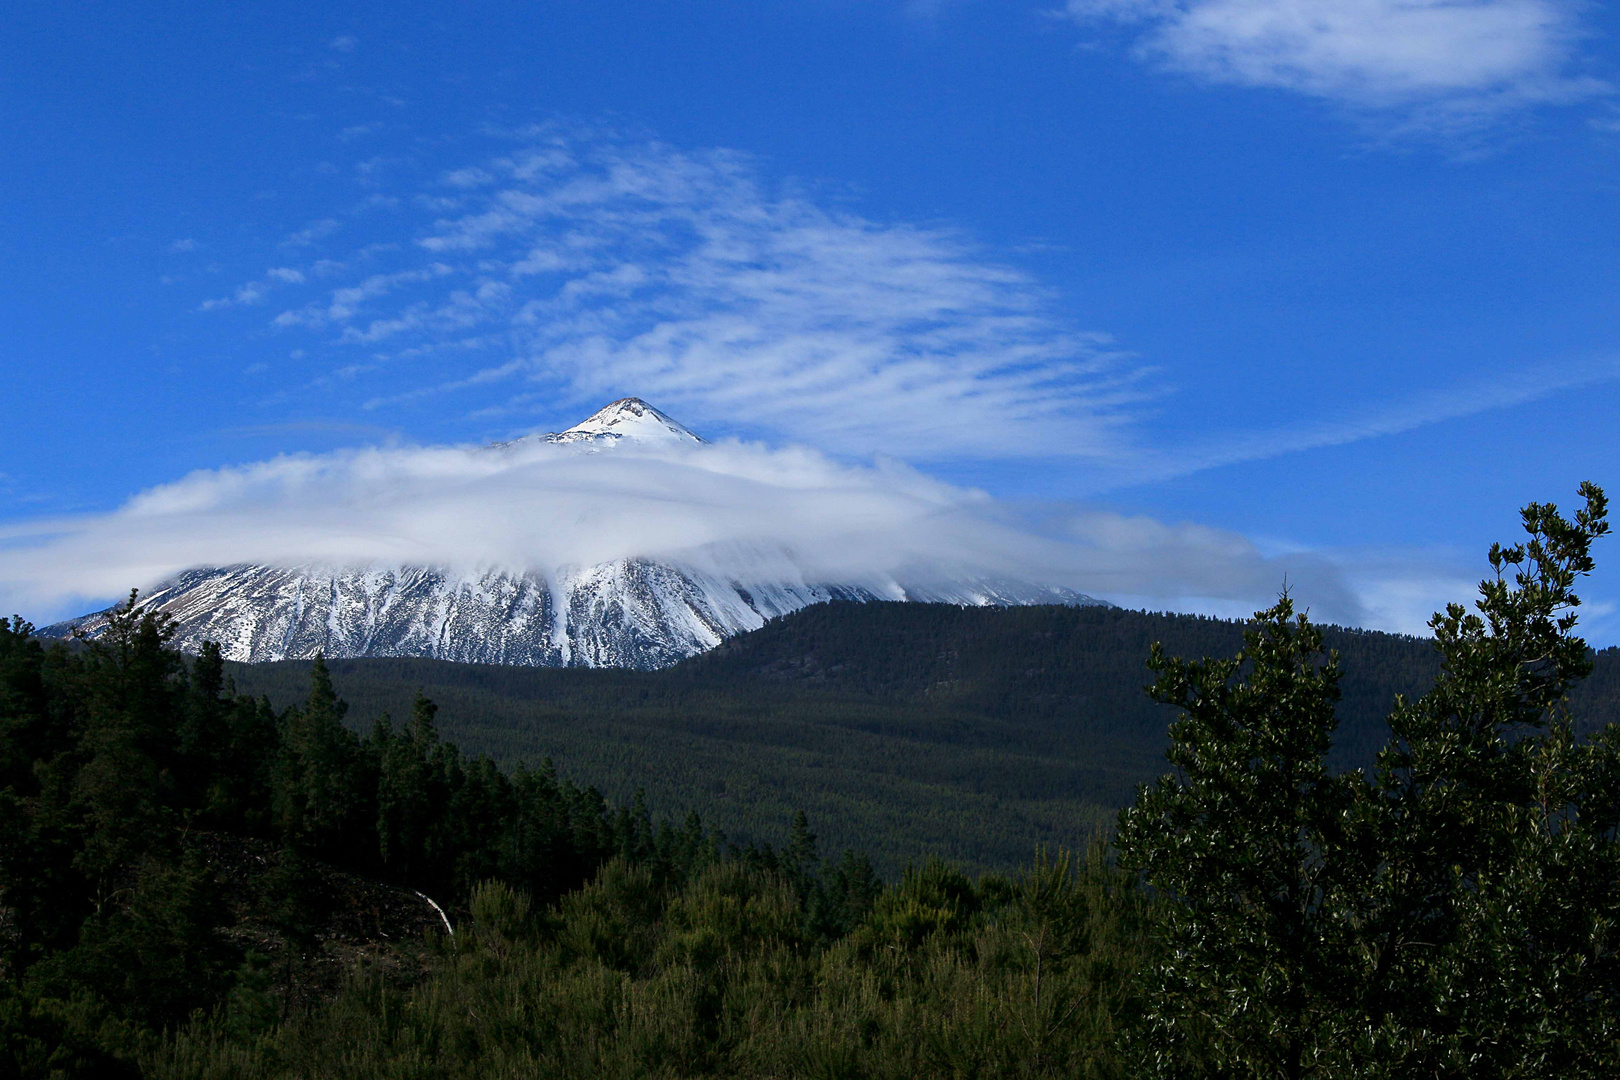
1057 508 1369 620
197 128 1613 482
199 282 267 311
249 132 1147 459
1064 0 1606 122
1334 546 1478 635
199 268 314 311
0 434 1374 628
1131 355 1620 487
443 167 495 188
282 218 342 247
272 265 455 328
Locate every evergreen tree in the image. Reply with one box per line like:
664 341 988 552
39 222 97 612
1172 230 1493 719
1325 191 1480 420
70 593 185 902
272 653 366 861
370 696 446 886
176 641 228 816
213 692 279 834
0 617 52 795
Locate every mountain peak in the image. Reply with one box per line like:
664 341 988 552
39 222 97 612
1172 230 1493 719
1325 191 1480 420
551 398 705 446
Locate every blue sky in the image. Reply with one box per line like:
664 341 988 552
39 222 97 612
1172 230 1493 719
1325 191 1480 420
4 0 1620 640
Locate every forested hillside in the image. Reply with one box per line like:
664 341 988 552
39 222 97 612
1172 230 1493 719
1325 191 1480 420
7 489 1620 1077
1 601 888 1077
228 601 1620 875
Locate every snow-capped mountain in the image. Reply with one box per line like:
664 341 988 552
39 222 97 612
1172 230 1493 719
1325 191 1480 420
501 396 706 449
44 399 1105 669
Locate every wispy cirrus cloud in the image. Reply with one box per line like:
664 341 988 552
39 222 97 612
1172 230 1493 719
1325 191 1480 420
199 285 265 311
1062 0 1607 130
1129 354 1620 487
203 126 1615 478
236 130 1148 460
199 267 317 310
281 217 342 247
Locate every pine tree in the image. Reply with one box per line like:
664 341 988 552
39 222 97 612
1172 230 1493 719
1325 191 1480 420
178 641 228 818
0 617 51 794
273 653 364 861
71 593 185 902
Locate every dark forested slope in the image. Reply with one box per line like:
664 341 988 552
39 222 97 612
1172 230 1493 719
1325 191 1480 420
225 601 1620 875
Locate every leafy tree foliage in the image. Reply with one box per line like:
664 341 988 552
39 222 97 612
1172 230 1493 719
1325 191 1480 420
1117 596 1356 1077
1118 484 1620 1079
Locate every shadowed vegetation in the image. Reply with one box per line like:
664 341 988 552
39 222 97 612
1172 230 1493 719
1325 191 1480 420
5 488 1620 1077
226 601 1620 876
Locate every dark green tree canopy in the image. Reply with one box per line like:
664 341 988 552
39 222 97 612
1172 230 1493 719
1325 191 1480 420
1119 483 1620 1080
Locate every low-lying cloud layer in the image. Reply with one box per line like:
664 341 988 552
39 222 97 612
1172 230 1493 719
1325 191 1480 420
0 434 1378 630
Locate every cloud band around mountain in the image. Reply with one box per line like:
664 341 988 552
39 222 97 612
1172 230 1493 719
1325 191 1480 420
0 433 1370 630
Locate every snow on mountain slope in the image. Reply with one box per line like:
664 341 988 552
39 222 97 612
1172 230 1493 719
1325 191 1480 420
43 399 1106 668
550 398 705 446
494 398 705 450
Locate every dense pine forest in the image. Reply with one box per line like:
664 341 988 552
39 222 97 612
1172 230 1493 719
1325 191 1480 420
229 601 1620 875
0 600 1149 1078
4 487 1620 1077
